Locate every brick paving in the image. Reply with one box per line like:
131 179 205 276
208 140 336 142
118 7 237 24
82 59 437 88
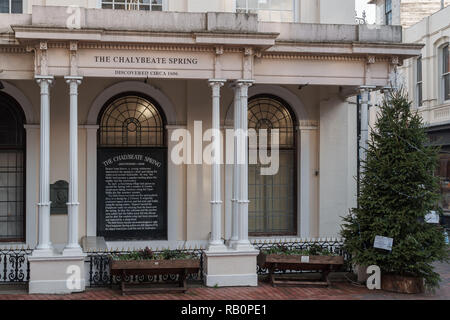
0 262 448 300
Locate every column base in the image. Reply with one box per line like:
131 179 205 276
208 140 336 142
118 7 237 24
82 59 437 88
205 274 258 287
206 242 228 252
204 248 259 287
31 247 55 257
232 241 257 252
62 246 83 256
28 252 87 294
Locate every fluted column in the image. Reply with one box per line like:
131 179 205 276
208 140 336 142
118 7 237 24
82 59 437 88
63 76 83 255
34 75 54 254
228 83 241 247
234 80 254 251
207 79 227 251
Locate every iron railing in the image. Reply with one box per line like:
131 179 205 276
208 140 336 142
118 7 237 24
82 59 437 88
251 238 351 275
86 239 350 287
0 248 32 283
86 247 205 287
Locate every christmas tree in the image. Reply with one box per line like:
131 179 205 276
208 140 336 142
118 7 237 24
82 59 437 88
341 89 449 289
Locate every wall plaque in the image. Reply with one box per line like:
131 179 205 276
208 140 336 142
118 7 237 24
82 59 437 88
97 148 167 241
50 180 68 214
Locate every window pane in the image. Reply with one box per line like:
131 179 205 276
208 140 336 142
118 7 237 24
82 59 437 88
417 83 423 107
445 74 450 101
272 0 293 10
236 0 247 9
417 57 422 82
11 0 22 13
385 0 392 12
443 45 449 74
0 0 9 13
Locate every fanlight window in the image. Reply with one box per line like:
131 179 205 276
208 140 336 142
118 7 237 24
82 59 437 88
248 96 296 235
0 92 25 242
99 95 165 147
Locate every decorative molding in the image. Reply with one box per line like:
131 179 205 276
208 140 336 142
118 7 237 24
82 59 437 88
69 41 79 76
391 56 400 66
367 55 376 64
0 46 28 53
78 43 215 52
215 45 224 55
261 53 365 61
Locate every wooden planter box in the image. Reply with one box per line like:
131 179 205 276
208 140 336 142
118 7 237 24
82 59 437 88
257 253 344 287
110 258 201 295
381 274 425 294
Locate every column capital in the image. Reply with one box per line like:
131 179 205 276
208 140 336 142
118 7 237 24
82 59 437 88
64 75 83 84
35 75 54 86
208 79 227 86
235 79 255 87
359 85 376 93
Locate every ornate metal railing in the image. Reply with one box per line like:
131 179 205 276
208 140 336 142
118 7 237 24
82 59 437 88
0 248 32 283
86 247 205 287
251 238 351 275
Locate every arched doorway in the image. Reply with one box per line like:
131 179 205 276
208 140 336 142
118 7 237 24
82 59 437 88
96 93 167 241
0 92 26 242
248 95 297 236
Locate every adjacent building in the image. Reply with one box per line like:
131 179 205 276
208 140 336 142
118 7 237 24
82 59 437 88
0 0 421 293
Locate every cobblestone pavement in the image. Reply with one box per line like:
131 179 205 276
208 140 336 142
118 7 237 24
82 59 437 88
0 262 448 300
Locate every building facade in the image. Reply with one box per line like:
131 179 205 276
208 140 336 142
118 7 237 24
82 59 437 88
0 1 420 293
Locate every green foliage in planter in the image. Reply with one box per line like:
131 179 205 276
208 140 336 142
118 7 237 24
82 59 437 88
341 90 449 290
261 244 338 256
111 247 197 261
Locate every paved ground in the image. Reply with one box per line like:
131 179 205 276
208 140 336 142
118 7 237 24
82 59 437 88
0 262 448 300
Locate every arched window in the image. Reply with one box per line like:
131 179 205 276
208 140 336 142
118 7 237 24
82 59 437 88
0 92 25 242
248 95 296 236
97 93 167 241
98 94 165 147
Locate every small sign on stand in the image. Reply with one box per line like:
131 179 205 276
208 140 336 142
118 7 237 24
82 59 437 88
374 235 393 251
425 211 440 224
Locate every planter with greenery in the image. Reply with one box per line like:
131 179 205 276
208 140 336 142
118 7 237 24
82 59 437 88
257 244 344 286
341 90 449 293
109 247 201 295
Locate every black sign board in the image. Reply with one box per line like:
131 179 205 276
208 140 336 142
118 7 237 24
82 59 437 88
97 147 167 240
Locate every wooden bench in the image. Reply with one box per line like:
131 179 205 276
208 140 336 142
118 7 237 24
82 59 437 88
257 253 344 287
110 259 201 295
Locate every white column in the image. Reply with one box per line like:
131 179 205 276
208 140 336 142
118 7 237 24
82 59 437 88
359 87 370 172
207 79 227 251
64 76 83 255
34 75 54 255
234 80 254 251
228 83 241 246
